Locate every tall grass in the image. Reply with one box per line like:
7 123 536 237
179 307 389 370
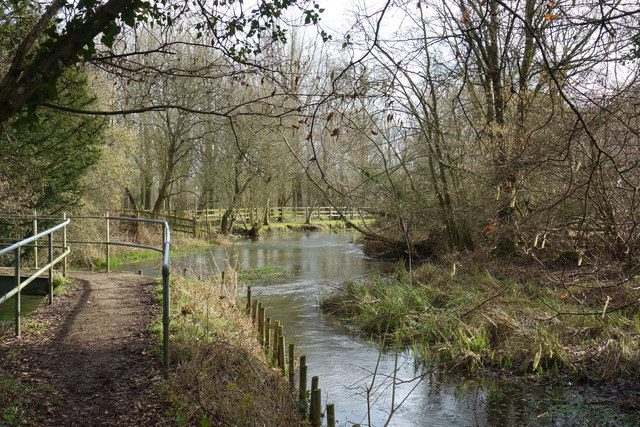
321 262 640 380
163 269 301 426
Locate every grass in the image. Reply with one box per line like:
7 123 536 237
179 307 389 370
161 271 301 426
534 401 639 426
77 235 220 271
321 260 640 381
94 247 160 270
237 265 294 286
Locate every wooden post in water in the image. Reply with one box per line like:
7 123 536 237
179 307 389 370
311 376 318 394
299 355 307 414
251 299 258 324
272 320 280 364
257 304 265 344
310 388 321 427
277 325 285 372
245 286 252 314
327 403 335 427
265 317 271 353
288 343 295 388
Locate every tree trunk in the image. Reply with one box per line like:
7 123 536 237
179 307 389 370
220 209 234 235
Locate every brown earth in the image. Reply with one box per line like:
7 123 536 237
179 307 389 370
0 272 166 426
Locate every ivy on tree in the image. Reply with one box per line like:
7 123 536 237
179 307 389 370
3 66 106 214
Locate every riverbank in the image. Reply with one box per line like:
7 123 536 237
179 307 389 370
321 260 640 385
164 273 301 425
231 218 367 236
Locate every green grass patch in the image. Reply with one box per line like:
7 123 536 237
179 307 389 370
237 266 294 286
94 248 160 270
52 275 74 295
532 401 639 426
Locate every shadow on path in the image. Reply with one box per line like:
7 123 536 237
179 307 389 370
0 272 165 426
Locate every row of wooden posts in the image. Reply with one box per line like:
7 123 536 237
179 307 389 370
246 287 364 427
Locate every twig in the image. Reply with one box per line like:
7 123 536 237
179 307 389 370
461 279 514 319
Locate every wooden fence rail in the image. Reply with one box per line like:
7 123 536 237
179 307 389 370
122 207 374 238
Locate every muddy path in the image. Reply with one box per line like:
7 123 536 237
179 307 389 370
0 272 166 426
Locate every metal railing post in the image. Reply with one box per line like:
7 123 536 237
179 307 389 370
14 248 21 337
162 223 166 252
163 263 170 374
33 210 38 269
105 212 110 273
62 213 67 278
162 222 170 376
48 233 53 305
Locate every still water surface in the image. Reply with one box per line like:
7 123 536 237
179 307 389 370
117 231 619 426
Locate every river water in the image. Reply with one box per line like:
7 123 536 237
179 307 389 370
117 231 631 426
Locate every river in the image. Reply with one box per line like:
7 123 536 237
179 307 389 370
117 231 631 426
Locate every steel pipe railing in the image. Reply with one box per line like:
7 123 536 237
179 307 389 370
0 218 70 336
1 214 172 376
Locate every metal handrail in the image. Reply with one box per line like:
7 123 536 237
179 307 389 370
0 219 69 257
0 214 172 376
0 218 71 336
92 215 172 374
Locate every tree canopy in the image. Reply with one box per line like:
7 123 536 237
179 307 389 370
0 0 325 125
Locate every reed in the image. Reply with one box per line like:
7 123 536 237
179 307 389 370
321 261 640 380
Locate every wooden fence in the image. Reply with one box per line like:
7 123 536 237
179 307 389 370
246 287 357 427
123 207 373 237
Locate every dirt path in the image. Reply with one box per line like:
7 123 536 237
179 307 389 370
0 272 166 426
